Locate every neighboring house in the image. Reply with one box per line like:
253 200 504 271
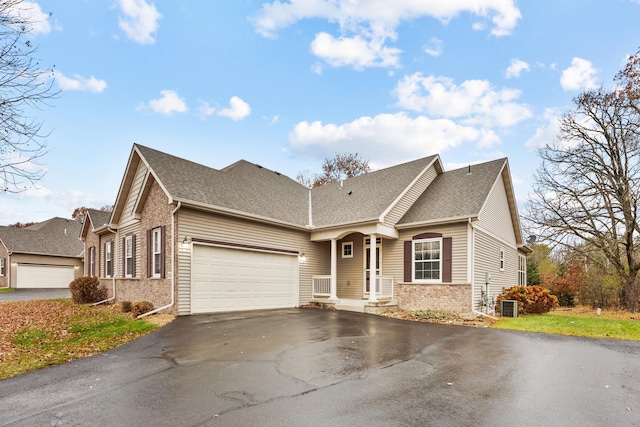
0 218 84 288
81 144 528 316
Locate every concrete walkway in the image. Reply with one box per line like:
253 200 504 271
0 288 71 301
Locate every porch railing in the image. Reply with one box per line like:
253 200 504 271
312 275 394 299
312 275 331 297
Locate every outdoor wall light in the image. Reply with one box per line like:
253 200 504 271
299 251 307 262
182 236 191 248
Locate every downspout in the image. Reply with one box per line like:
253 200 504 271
138 201 181 318
92 225 119 306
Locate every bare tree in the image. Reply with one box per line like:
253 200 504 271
0 0 57 193
297 153 370 188
525 51 640 311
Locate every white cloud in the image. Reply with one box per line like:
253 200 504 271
424 37 443 57
117 0 162 45
524 108 561 150
560 57 598 91
289 112 499 167
10 1 52 35
54 72 107 93
393 73 532 128
217 96 251 121
505 58 530 78
197 100 216 117
253 1 520 70
310 30 401 69
139 90 188 115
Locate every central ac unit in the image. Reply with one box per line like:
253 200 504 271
500 300 518 318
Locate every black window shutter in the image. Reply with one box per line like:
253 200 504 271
160 225 166 278
442 237 452 283
103 242 107 277
147 229 152 278
403 241 412 283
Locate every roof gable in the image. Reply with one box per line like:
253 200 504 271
398 158 507 225
81 209 112 238
310 155 439 227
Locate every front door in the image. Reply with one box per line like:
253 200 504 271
364 238 381 293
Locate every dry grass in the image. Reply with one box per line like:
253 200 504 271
0 299 174 379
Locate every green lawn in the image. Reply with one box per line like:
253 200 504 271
492 312 640 340
0 287 14 293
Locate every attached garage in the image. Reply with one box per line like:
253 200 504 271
16 264 76 289
191 244 299 314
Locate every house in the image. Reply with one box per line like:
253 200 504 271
0 218 84 288
81 144 528 316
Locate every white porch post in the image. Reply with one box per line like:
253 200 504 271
330 238 338 301
369 234 378 303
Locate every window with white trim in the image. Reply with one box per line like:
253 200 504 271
152 228 162 277
125 235 133 277
500 248 505 271
413 238 441 282
0 258 5 276
90 246 96 276
518 255 526 285
342 241 353 258
105 241 112 278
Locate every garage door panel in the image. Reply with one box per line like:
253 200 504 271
17 265 75 289
192 245 298 314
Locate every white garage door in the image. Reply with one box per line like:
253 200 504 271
192 245 299 314
17 265 75 289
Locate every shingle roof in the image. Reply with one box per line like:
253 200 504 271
399 158 506 224
0 217 84 257
86 209 111 229
130 145 507 231
136 145 310 226
310 155 438 227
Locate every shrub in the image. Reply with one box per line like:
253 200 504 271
497 285 558 315
69 276 108 304
131 301 154 317
121 301 132 313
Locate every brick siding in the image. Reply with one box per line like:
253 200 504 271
115 180 175 313
397 283 472 313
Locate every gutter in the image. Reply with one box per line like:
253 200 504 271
473 310 497 321
138 201 181 318
91 225 119 306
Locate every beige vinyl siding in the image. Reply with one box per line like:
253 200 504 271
119 223 140 278
384 223 469 295
383 165 438 226
121 162 148 224
473 229 518 310
336 234 365 299
176 208 326 315
477 173 516 245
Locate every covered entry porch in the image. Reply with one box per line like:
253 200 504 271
308 225 399 314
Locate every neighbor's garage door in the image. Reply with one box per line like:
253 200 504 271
16 264 75 289
191 245 298 314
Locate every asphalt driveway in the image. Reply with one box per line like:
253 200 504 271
0 288 71 301
1 309 639 426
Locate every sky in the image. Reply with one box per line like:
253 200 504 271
1 0 640 226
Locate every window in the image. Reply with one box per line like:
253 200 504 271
342 241 353 258
0 258 5 276
500 248 505 271
518 255 527 285
152 228 162 277
105 241 112 278
125 235 134 277
89 246 96 276
413 238 441 282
